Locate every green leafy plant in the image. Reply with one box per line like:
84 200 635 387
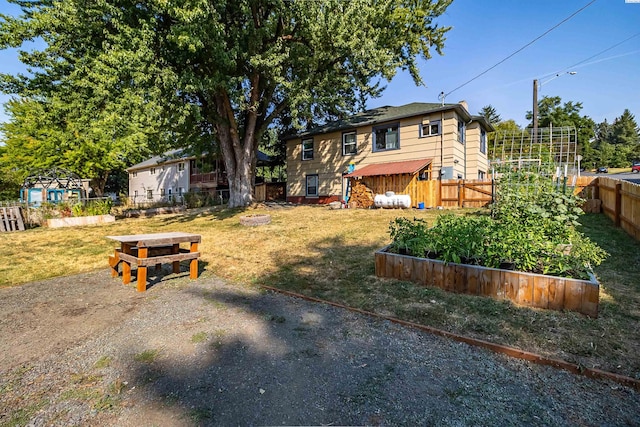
387 173 608 280
388 217 431 256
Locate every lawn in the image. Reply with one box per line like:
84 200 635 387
1 204 639 379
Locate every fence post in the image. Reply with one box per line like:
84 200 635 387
615 182 622 227
457 180 464 208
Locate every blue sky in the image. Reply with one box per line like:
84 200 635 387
369 0 640 126
1 0 639 128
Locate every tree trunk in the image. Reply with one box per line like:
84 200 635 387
214 90 258 208
226 157 254 208
90 170 109 197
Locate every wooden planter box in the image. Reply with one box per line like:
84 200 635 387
46 214 116 228
375 246 599 318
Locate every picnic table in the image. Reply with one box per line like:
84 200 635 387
107 232 201 292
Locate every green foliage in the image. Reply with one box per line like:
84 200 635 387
389 217 431 256
387 174 608 280
0 97 154 196
1 0 453 207
478 105 501 125
183 191 224 209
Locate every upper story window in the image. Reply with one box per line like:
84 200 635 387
178 162 185 171
132 171 137 178
373 123 399 152
302 138 314 160
150 167 156 175
342 131 357 156
457 120 466 144
480 129 487 154
146 189 153 199
420 120 440 137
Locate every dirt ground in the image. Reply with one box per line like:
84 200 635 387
1 268 639 426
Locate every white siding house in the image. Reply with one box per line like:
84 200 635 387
127 150 190 204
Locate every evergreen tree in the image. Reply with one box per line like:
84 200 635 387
479 105 502 125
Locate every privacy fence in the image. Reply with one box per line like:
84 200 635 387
577 176 640 241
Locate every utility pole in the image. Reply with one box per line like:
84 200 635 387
532 79 538 143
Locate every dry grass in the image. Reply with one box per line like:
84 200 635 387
1 205 639 379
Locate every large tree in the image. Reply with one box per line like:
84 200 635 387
1 0 453 207
0 94 158 195
610 109 640 163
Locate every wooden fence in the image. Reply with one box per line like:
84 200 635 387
0 207 26 232
358 176 493 208
581 177 640 241
254 182 286 202
440 179 494 208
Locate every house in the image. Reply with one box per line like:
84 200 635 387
127 149 277 204
285 101 493 206
20 168 91 206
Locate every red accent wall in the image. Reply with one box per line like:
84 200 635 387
286 195 340 205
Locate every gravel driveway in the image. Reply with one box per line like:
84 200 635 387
1 269 639 426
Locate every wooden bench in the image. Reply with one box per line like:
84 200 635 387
107 232 201 292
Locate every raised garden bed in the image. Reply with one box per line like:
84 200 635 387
375 245 599 318
46 214 116 228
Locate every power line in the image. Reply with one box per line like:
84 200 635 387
444 0 597 99
540 31 640 80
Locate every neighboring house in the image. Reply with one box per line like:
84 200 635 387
127 149 275 204
285 101 493 205
20 168 90 206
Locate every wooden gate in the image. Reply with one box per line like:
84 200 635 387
440 179 494 208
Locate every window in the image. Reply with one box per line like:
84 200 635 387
132 171 137 178
134 190 138 197
478 170 486 180
146 189 153 199
302 138 314 160
178 187 184 195
457 120 466 144
150 167 156 175
342 131 357 155
420 121 440 137
306 175 318 197
160 188 165 197
178 162 185 171
373 123 399 152
480 129 487 154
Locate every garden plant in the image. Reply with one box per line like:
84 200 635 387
389 173 608 280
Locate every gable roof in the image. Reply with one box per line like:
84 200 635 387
287 102 493 140
127 149 274 171
343 158 432 178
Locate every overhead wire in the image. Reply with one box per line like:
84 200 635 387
443 0 597 100
540 31 640 80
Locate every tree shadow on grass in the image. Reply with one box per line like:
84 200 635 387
155 206 247 224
